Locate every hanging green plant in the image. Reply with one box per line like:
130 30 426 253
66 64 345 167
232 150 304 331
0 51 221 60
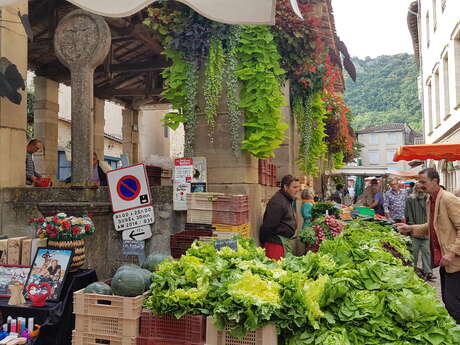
294 92 328 176
183 59 199 156
204 38 225 134
225 25 243 156
236 26 287 159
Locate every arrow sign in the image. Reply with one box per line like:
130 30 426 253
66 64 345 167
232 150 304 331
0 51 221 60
122 225 152 241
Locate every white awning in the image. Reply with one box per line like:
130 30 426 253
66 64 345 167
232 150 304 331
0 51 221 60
65 0 277 24
327 166 419 179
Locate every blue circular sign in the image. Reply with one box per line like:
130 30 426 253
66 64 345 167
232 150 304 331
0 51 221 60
116 175 141 201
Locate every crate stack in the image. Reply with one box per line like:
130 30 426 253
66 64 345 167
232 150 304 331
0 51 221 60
212 195 250 238
137 310 206 345
72 289 146 345
258 159 277 187
170 223 214 259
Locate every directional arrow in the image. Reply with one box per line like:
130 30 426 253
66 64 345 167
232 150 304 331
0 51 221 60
122 225 152 241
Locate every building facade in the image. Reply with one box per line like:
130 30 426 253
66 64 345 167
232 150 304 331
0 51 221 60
409 0 460 191
356 123 422 171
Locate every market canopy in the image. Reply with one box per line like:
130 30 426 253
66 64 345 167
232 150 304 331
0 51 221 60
66 0 277 24
393 144 460 162
327 166 419 179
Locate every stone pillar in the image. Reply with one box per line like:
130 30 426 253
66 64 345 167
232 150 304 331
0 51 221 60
0 1 28 187
33 77 59 181
132 110 140 164
93 97 105 161
54 10 111 186
122 108 133 164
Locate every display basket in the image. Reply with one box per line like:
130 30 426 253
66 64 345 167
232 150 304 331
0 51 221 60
139 310 206 343
73 289 146 319
75 314 139 337
72 331 136 345
206 318 277 345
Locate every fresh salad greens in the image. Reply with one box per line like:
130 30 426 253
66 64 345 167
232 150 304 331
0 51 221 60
145 222 460 345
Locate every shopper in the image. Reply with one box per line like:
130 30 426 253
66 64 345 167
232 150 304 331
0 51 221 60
397 168 460 324
26 139 42 185
260 175 300 260
369 180 385 216
301 189 314 229
405 182 433 281
92 152 108 187
331 184 343 204
384 178 407 222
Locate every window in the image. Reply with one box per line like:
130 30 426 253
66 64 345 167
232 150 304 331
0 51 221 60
57 151 71 181
426 12 430 47
104 156 121 170
434 69 441 126
432 0 437 30
368 152 379 165
387 132 398 144
427 80 433 133
369 134 378 145
442 53 451 118
386 151 395 164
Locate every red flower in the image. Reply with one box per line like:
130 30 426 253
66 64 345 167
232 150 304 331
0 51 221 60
38 217 45 223
46 224 53 230
72 226 80 235
52 216 59 223
49 230 57 239
84 224 91 231
62 221 71 230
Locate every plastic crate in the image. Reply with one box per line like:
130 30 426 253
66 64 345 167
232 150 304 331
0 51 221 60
140 310 206 343
137 337 202 345
72 331 136 345
73 289 146 320
75 314 139 337
170 247 187 259
205 318 277 345
212 211 249 226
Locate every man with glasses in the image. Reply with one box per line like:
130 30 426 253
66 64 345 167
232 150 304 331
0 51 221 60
26 139 42 186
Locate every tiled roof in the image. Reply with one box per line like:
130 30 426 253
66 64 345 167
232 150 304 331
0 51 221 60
356 123 408 134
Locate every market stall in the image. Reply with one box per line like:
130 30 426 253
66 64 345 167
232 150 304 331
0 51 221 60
393 143 460 162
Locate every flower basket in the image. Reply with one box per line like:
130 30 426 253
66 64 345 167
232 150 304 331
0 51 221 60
28 213 96 272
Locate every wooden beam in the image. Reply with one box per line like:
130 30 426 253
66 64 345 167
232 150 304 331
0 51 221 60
97 87 162 98
95 58 168 74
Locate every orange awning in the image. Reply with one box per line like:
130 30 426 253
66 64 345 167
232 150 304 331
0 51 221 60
393 144 460 162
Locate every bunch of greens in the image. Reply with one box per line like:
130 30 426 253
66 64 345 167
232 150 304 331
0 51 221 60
311 202 341 220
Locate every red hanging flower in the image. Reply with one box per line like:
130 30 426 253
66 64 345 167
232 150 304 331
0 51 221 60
72 226 80 236
62 221 71 230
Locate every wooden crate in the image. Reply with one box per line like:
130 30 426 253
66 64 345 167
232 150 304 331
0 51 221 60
206 318 277 345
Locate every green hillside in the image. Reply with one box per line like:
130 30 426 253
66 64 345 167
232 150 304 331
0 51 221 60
344 54 422 131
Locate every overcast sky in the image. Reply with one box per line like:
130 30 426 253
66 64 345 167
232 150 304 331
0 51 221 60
331 0 414 59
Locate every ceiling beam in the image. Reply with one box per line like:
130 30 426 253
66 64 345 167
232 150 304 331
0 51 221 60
97 87 162 98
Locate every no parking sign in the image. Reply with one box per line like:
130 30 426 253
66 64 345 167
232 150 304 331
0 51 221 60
107 164 152 213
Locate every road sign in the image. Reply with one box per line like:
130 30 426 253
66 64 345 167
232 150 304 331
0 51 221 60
113 206 154 231
122 240 145 256
122 225 152 241
107 163 152 212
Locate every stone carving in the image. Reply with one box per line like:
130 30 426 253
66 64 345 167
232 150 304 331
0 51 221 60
54 10 111 70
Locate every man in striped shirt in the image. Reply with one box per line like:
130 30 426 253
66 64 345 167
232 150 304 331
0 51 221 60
26 139 42 185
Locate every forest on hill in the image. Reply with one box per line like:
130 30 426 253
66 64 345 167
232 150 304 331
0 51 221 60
344 53 422 131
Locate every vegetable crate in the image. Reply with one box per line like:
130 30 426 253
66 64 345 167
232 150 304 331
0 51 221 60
212 211 249 226
139 310 206 343
136 338 201 345
73 289 146 319
206 318 277 345
75 314 139 337
213 196 249 212
170 230 213 258
72 331 136 345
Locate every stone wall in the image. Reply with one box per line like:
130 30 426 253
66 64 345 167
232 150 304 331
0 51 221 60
0 186 185 279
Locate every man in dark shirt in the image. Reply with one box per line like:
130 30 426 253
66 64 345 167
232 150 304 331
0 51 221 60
26 139 42 185
260 175 300 260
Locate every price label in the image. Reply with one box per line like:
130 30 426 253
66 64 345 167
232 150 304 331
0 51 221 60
214 239 238 252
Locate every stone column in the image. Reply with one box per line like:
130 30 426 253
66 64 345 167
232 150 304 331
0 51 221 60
122 108 133 164
93 97 105 161
54 10 111 186
33 77 59 181
0 1 28 187
132 110 140 164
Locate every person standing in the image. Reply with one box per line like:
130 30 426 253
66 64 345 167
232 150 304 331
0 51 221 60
405 182 433 281
397 168 460 324
301 189 314 229
331 184 343 204
369 180 385 216
26 139 42 185
92 152 108 187
260 175 300 260
384 178 407 222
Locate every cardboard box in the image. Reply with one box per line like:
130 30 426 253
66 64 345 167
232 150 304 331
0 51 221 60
21 238 32 266
7 237 27 265
30 238 47 265
0 239 8 264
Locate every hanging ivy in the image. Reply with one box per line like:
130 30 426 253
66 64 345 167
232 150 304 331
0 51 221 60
294 92 328 176
225 25 243 156
183 59 199 156
204 38 225 134
236 26 287 159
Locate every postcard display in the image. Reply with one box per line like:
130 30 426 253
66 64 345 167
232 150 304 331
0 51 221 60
0 237 97 345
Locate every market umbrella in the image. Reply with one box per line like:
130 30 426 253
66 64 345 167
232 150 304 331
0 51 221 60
393 143 460 162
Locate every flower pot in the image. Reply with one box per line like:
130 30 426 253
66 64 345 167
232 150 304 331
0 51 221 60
48 239 85 272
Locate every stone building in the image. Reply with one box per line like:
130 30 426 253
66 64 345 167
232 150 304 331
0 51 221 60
356 123 423 171
408 0 460 190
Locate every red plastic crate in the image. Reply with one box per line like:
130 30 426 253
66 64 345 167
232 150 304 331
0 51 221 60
170 247 186 259
139 310 206 343
212 211 249 226
137 337 203 345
